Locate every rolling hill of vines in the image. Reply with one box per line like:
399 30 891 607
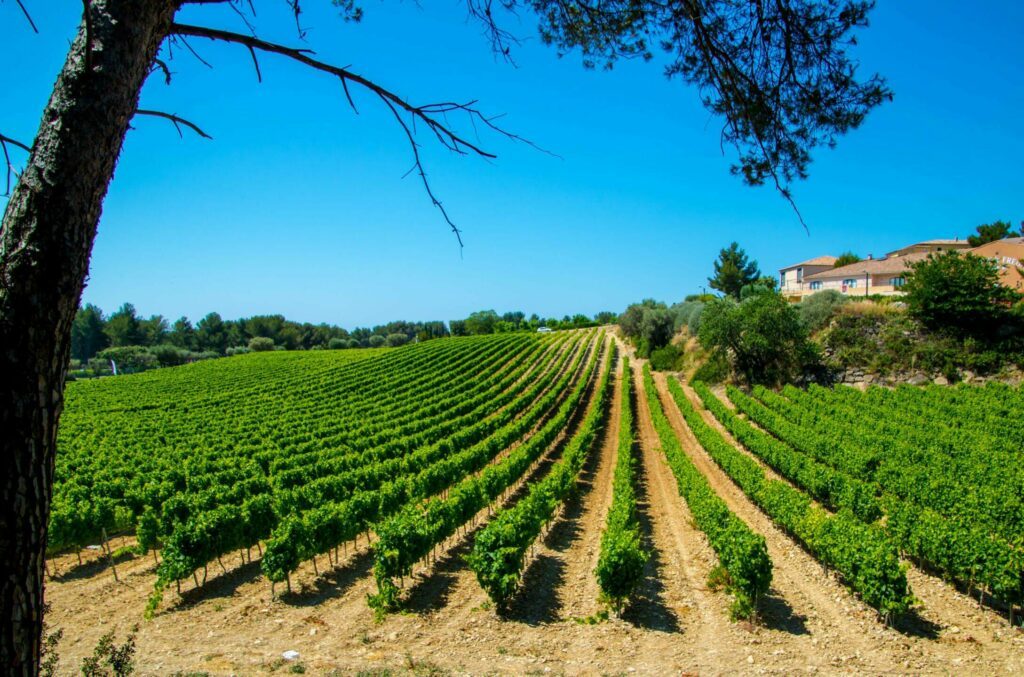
49 330 1024 637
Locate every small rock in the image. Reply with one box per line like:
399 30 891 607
949 626 960 634
933 375 949 386
281 650 300 661
747 655 754 664
309 628 317 636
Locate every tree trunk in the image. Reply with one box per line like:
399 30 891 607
0 1 180 672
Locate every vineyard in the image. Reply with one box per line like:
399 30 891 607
44 333 1024 674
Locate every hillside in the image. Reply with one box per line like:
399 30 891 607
43 333 1024 674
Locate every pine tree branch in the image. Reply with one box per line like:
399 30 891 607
134 110 213 139
168 22 553 246
10 0 39 33
0 133 30 196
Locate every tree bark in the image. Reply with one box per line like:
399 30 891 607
0 1 180 672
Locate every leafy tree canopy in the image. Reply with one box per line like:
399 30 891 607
71 304 109 362
903 251 1020 336
619 300 674 357
698 290 817 385
507 0 889 206
967 220 1021 247
619 299 667 338
104 303 145 347
834 252 861 267
709 242 761 299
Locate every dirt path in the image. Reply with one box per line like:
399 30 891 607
661 374 923 669
555 354 622 619
630 361 747 667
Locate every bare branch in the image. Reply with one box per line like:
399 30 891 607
176 23 556 155
285 0 307 40
0 133 30 153
151 57 173 85
172 34 214 68
382 98 464 248
226 0 257 35
465 0 522 65
134 109 213 139
246 45 262 82
10 0 39 33
340 77 358 114
0 133 31 196
167 22 554 244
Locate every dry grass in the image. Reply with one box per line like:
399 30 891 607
837 300 905 317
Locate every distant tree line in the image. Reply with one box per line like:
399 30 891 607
70 303 615 375
449 310 613 337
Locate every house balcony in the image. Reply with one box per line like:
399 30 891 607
780 281 907 302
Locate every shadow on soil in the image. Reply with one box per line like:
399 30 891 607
892 610 942 640
403 537 473 614
620 450 681 634
505 391 624 626
759 590 809 635
278 547 375 608
167 559 265 611
503 492 587 624
50 548 138 583
401 378 598 617
505 437 603 624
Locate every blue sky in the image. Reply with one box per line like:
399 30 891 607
2 1 1021 326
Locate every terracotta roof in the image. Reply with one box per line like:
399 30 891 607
886 239 970 256
780 255 838 271
806 252 929 280
969 238 1024 256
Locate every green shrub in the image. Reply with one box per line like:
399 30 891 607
904 251 1020 336
96 346 157 374
692 351 730 384
248 336 276 352
798 290 849 333
620 301 674 355
649 344 682 371
698 291 817 385
687 303 705 334
819 307 1020 377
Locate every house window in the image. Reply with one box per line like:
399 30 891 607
890 276 905 288
796 267 804 283
780 273 786 288
810 281 822 291
843 278 858 289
